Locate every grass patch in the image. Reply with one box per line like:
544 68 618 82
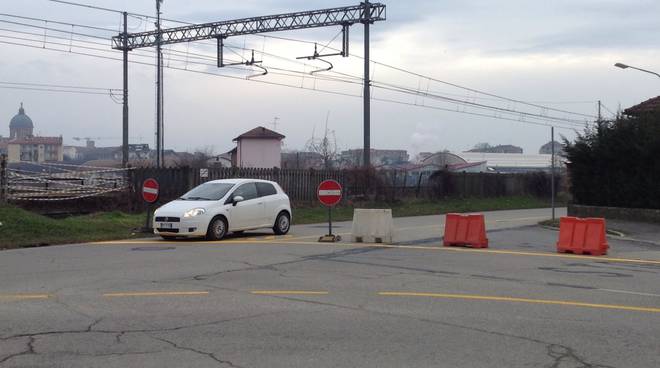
0 204 145 249
292 196 551 225
1 196 551 249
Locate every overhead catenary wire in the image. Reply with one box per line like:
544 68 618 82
0 12 117 33
0 38 585 131
44 0 597 121
1 10 592 132
0 32 587 130
0 85 117 96
0 30 584 127
0 80 120 91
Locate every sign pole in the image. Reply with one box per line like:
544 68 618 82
142 178 160 233
328 205 333 237
318 179 342 243
145 203 152 232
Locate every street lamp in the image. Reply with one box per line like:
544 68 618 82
614 62 660 78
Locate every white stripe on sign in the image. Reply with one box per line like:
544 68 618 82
319 190 341 196
143 187 159 194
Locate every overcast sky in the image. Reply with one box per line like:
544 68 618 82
1 0 660 156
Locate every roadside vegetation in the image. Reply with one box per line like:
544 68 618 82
0 204 143 249
293 195 549 224
1 196 550 249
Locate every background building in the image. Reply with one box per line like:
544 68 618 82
281 151 324 169
539 141 564 155
233 126 285 168
339 148 409 167
467 144 523 154
3 103 63 163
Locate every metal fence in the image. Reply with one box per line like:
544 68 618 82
127 167 346 212
126 166 559 212
4 162 128 202
0 157 559 214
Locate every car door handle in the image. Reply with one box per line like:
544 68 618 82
257 202 264 205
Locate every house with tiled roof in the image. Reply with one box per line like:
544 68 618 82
623 96 660 117
232 126 286 168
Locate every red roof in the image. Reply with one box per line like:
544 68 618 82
624 96 660 116
233 126 285 141
9 136 63 145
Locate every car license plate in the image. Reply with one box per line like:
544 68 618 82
160 222 174 229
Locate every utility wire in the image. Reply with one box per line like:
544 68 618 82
0 80 120 91
0 85 116 95
0 26 588 128
0 25 588 129
4 28 576 123
0 18 110 40
0 12 116 33
0 38 585 131
40 2 596 121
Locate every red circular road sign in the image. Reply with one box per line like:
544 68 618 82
142 178 160 203
318 180 342 207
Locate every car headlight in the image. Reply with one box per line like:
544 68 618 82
183 208 206 218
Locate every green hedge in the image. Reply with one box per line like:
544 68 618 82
564 113 660 209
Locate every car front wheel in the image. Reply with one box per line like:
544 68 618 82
206 217 228 241
273 212 290 235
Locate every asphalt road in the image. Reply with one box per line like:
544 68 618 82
1 208 659 368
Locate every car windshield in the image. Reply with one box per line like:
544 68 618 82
180 183 234 201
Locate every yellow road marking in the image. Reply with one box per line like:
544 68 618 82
257 241 660 265
378 292 660 313
0 293 51 300
103 291 209 297
92 239 660 265
250 290 329 295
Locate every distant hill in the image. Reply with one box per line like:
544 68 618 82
467 144 523 154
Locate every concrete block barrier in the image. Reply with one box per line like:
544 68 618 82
351 209 394 244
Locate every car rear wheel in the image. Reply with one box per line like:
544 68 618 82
206 217 228 241
273 212 290 235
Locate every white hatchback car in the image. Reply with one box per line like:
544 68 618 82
153 179 291 240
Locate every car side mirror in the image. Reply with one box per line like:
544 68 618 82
232 195 245 206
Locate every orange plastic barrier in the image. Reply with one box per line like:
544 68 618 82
443 213 488 248
556 217 608 256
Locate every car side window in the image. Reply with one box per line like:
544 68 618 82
256 183 277 197
232 183 258 201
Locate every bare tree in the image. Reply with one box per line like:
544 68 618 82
169 146 215 168
305 111 338 169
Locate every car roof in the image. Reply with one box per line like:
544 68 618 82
206 178 276 185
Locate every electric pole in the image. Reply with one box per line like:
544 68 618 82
551 126 555 221
363 0 371 169
155 0 163 168
122 11 129 168
112 2 386 170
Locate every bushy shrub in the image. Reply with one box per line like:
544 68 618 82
564 113 660 209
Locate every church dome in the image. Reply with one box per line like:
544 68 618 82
9 103 34 130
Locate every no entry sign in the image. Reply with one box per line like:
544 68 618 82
142 178 160 203
318 180 342 207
